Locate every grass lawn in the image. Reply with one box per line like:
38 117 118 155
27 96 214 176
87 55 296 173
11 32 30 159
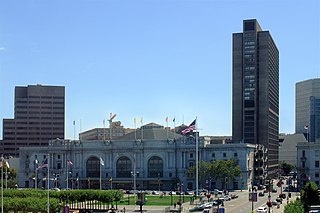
119 195 194 206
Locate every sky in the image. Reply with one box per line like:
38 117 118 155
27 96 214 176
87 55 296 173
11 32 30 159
0 0 319 140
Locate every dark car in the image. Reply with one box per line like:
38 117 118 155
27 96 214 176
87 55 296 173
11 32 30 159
276 197 283 204
272 188 277 193
258 191 264 196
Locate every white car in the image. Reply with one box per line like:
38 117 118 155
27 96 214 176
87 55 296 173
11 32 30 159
256 206 268 213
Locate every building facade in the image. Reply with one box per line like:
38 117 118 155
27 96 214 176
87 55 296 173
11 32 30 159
79 121 135 140
19 123 258 191
296 78 320 142
296 142 320 188
1 84 65 157
232 19 279 176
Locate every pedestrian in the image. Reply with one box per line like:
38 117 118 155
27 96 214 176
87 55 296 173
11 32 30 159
174 203 176 208
123 207 126 213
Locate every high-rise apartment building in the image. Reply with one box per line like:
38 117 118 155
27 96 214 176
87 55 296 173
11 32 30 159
296 78 320 142
232 19 279 174
1 84 65 157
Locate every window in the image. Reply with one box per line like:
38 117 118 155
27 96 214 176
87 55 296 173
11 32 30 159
58 155 61 159
116 156 132 178
315 161 319 168
190 153 194 158
234 153 238 158
86 156 100 178
223 153 226 157
302 150 305 157
148 156 163 178
315 173 319 178
212 153 215 158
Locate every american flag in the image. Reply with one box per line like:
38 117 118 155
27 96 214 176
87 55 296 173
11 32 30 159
181 119 196 135
67 160 73 166
37 158 48 170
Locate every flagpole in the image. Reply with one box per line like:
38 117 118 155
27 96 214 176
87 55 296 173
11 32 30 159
66 158 69 190
1 154 4 213
109 113 112 141
47 153 50 213
195 117 199 197
173 117 176 141
73 121 75 141
134 118 137 141
100 155 102 190
35 161 38 189
141 118 143 140
103 119 106 141
166 117 169 140
5 164 7 190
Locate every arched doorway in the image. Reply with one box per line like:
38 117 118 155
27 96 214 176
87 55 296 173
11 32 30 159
86 156 100 189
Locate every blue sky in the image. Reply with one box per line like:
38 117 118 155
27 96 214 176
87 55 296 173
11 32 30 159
0 0 319 139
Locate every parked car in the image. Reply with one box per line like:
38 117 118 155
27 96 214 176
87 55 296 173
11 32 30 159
276 197 283 204
272 200 280 206
258 191 265 196
230 194 239 199
271 188 277 193
223 195 231 201
256 206 268 213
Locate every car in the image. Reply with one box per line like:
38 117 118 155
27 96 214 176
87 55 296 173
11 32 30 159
212 189 223 194
152 191 160 195
189 206 204 212
50 187 60 191
169 191 176 195
223 195 231 201
199 202 213 209
258 191 265 196
272 200 280 206
230 194 239 199
271 188 277 193
256 206 268 213
276 197 283 204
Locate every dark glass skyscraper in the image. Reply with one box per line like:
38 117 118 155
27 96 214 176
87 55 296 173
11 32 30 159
232 19 279 173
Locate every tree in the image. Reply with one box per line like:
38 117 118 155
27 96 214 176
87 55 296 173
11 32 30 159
284 199 304 213
188 159 241 190
279 161 295 175
300 181 320 211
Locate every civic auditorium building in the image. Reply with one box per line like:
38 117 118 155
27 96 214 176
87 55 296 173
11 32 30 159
19 123 260 191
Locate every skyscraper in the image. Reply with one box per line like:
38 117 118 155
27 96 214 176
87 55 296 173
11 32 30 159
1 84 65 157
296 78 320 142
232 19 279 173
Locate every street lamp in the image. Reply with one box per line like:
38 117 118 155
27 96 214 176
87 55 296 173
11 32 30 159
131 170 139 211
158 172 161 192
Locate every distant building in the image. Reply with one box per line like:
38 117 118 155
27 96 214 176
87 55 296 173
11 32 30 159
296 78 320 142
79 121 134 140
1 84 65 157
279 134 307 167
232 19 279 178
19 123 257 191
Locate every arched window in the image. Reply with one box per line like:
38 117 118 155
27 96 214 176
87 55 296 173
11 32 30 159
116 156 132 178
86 156 100 178
148 156 163 178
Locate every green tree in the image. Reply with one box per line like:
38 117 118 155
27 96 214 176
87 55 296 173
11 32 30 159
279 161 295 175
188 159 241 190
300 181 320 211
284 199 304 213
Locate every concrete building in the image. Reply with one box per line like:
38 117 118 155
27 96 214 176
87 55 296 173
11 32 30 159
19 123 258 191
296 78 320 142
1 84 65 157
297 141 320 188
279 134 307 167
232 19 279 177
79 121 135 140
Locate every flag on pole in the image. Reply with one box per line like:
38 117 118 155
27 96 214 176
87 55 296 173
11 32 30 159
166 117 168 123
181 119 196 135
140 117 143 124
67 160 73 166
134 117 136 125
103 119 105 126
173 117 175 122
100 157 105 166
5 161 10 168
109 177 112 182
73 120 76 125
37 158 48 170
304 125 309 130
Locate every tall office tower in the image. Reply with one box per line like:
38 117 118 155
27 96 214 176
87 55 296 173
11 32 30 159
232 19 279 173
2 84 65 157
296 78 320 142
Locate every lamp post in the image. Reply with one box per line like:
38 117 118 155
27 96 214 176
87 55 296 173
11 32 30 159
131 170 139 211
158 172 161 193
